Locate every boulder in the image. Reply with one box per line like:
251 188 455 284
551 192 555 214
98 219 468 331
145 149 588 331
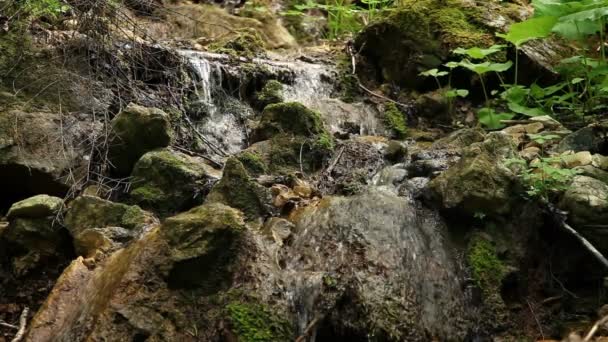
428 132 517 216
206 157 274 220
0 110 102 206
254 80 284 110
252 102 328 142
593 154 608 171
4 217 67 256
129 148 221 216
430 128 486 151
6 194 63 219
263 217 294 246
575 165 608 185
162 203 245 290
108 103 172 176
557 126 606 153
73 226 136 258
64 195 156 240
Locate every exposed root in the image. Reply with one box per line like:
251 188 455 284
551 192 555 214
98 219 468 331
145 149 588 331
10 306 28 342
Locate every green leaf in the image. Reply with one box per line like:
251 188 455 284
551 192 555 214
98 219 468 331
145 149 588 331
500 16 559 47
507 102 548 117
571 77 585 84
445 89 469 98
419 68 448 77
458 60 513 75
444 61 459 69
453 45 506 59
477 107 514 130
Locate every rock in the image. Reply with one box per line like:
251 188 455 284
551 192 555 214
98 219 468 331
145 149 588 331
271 184 300 208
108 103 172 176
0 110 102 204
520 146 541 161
431 128 486 151
292 179 313 198
263 217 294 246
235 151 268 177
429 133 517 216
254 80 284 110
575 165 608 185
73 226 136 258
206 157 274 220
560 176 608 226
593 154 608 171
64 195 156 239
6 194 63 219
557 126 605 153
383 140 407 162
414 90 449 123
129 148 221 216
161 203 245 290
4 217 67 256
559 176 608 250
561 151 593 168
252 102 328 142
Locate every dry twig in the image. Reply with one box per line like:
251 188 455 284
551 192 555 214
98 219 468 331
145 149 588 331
10 306 29 342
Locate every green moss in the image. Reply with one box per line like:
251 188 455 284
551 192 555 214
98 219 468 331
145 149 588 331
226 302 293 342
206 158 273 220
210 29 266 59
432 6 493 50
255 102 327 141
467 236 505 295
255 80 284 109
383 103 407 139
237 151 268 177
268 133 332 174
130 185 166 203
337 57 360 102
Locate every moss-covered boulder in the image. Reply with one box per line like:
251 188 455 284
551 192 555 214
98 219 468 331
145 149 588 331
64 195 155 238
210 29 267 59
235 151 268 177
129 149 221 216
252 102 328 142
6 194 63 219
429 133 517 216
382 103 407 139
4 217 67 257
108 103 172 176
225 301 293 341
354 0 495 88
254 80 284 110
206 158 274 220
161 203 245 291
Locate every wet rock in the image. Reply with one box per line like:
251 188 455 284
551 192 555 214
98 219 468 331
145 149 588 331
108 103 172 176
520 146 541 161
408 149 461 178
6 194 63 219
429 133 517 216
271 184 300 208
206 157 274 220
254 79 284 110
292 178 313 198
383 140 407 162
235 150 268 177
575 165 608 185
64 195 156 242
413 90 449 122
4 217 66 257
559 176 608 229
263 217 294 246
129 148 221 216
252 102 328 142
161 203 245 290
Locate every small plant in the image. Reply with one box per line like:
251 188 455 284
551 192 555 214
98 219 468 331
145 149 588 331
506 156 580 200
418 67 468 116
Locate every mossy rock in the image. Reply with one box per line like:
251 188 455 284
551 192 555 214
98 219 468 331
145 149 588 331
267 133 333 174
254 80 284 110
225 301 293 342
252 102 328 142
64 195 153 238
108 103 173 176
382 103 407 139
6 194 63 219
161 203 245 291
210 29 267 59
129 148 221 217
428 149 516 216
236 151 268 177
354 0 496 89
4 217 68 256
206 158 274 220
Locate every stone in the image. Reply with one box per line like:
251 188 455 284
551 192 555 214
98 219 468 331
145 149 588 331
561 151 593 168
4 217 67 256
573 165 608 186
383 140 407 162
206 157 274 220
520 146 541 161
524 122 544 134
252 102 328 142
429 133 517 216
254 80 284 110
108 103 172 176
560 176 608 226
129 148 221 216
593 154 608 171
271 184 300 208
292 179 313 198
431 128 486 151
74 226 136 258
263 217 294 246
161 203 245 289
64 195 156 238
6 194 63 219
557 126 603 153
